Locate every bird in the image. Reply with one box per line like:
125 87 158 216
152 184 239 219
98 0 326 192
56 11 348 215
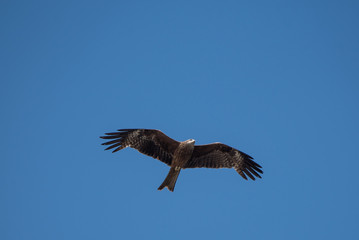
100 129 263 192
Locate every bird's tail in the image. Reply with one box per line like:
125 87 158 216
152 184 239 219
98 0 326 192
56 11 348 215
158 167 181 192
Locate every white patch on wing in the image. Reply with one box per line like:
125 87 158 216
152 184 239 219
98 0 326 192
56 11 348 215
130 130 140 138
234 150 244 167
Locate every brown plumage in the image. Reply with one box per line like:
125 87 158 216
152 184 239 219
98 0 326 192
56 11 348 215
100 129 263 192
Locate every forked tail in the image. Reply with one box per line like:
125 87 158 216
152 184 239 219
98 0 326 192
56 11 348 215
158 167 181 192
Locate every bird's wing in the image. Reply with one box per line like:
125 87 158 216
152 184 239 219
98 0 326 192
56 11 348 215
184 143 263 180
100 129 180 166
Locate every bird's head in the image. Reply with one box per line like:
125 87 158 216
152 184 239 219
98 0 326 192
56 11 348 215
186 139 196 145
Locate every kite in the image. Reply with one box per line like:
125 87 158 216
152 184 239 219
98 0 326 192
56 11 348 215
100 129 263 191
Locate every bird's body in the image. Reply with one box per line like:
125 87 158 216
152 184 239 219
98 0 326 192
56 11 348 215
172 139 196 168
158 139 195 191
100 129 262 192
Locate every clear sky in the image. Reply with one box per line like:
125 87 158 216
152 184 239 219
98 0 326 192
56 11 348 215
1 1 359 239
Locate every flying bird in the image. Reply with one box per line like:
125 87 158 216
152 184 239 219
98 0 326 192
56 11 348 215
100 129 263 192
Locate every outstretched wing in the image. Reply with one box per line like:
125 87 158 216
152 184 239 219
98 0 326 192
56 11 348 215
100 129 180 166
184 143 263 180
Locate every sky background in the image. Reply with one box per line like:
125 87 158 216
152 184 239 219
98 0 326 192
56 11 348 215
1 0 359 239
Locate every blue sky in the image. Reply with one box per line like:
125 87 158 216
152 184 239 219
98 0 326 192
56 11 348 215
1 1 359 239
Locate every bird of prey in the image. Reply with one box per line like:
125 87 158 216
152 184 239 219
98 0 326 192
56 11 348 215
100 129 263 192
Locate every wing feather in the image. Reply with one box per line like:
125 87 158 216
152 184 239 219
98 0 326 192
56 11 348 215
100 129 179 166
184 143 262 180
105 142 122 151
